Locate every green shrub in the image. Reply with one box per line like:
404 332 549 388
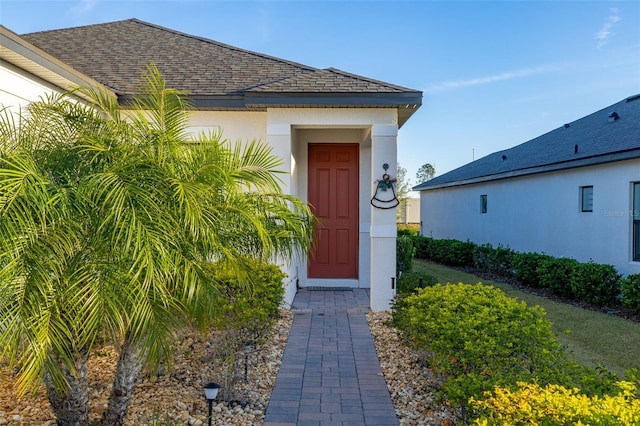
570 261 621 306
208 259 285 325
473 243 514 277
513 252 551 287
537 257 581 298
412 235 431 259
472 243 494 273
397 224 419 236
622 274 640 314
396 271 438 295
203 259 285 400
396 235 415 275
392 283 575 411
418 238 625 308
428 239 476 267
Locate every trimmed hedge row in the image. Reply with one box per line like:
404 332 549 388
402 235 640 311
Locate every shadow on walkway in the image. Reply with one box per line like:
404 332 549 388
263 289 398 426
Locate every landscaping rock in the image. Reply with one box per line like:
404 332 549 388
1 308 454 425
0 309 293 425
367 311 454 425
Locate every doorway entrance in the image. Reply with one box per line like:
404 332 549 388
307 143 359 279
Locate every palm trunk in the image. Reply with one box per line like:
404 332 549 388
98 338 145 426
46 352 91 426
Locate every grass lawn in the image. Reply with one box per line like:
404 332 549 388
412 259 640 377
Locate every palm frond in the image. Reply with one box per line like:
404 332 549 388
0 66 316 407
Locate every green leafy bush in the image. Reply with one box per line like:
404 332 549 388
397 225 419 236
203 259 285 400
570 261 621 306
396 271 438 295
472 243 494 273
513 252 551 287
396 235 415 275
208 259 285 327
403 236 626 308
412 235 431 259
392 283 577 412
490 245 514 277
428 239 476 267
537 257 581 298
622 274 640 314
473 243 514 277
536 257 620 305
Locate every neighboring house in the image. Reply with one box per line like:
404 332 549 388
398 197 420 224
414 95 640 276
1 19 422 310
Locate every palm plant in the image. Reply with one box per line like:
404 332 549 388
0 65 313 425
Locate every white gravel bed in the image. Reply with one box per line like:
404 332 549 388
2 308 454 425
367 311 454 425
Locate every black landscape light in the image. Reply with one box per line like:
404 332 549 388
244 341 251 381
203 382 221 426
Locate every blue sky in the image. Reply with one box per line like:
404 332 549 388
1 1 639 190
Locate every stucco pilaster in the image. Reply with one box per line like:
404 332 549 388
369 124 398 311
266 123 297 306
266 123 293 194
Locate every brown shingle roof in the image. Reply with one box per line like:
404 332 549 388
21 19 421 122
252 68 412 93
22 19 315 96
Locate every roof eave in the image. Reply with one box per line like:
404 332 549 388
117 94 249 110
247 91 422 126
415 149 640 191
119 91 423 126
0 25 114 102
245 91 422 106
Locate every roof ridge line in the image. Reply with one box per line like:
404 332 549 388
129 18 319 73
21 18 130 35
24 18 321 74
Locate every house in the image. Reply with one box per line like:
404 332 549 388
398 197 420 225
0 25 111 112
414 95 640 276
1 19 422 310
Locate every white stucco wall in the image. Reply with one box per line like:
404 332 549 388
420 159 640 275
188 111 267 144
0 62 63 111
268 108 399 310
187 108 401 309
2 56 402 309
3 23 408 310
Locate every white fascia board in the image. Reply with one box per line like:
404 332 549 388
0 25 113 101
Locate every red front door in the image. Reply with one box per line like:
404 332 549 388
308 143 359 279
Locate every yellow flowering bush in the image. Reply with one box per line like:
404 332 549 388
471 381 640 425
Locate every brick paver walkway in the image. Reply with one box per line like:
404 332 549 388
263 289 399 426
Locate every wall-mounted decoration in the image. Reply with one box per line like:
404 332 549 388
371 163 399 209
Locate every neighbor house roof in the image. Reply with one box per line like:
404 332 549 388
414 94 640 191
21 19 422 125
